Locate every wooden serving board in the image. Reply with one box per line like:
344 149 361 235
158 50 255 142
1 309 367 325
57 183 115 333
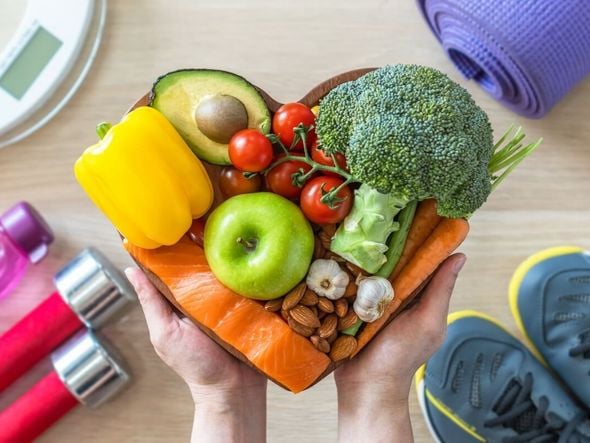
124 68 430 392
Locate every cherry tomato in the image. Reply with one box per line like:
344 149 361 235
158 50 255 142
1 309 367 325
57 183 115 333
272 103 316 150
228 129 273 172
311 141 347 176
300 176 353 224
219 166 262 198
266 156 313 200
188 219 206 247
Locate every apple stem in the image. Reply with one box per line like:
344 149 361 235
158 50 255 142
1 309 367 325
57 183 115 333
236 237 257 251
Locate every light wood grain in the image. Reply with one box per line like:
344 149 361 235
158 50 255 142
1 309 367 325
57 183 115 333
1 1 589 442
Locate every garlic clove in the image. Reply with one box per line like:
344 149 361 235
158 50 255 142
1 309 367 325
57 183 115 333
353 276 394 322
306 259 350 301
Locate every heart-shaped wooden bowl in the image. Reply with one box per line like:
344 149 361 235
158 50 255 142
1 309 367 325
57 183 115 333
125 68 427 393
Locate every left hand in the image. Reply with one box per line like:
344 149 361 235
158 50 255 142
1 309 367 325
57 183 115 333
125 268 266 399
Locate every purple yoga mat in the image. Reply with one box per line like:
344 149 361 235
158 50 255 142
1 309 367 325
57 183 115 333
417 0 590 118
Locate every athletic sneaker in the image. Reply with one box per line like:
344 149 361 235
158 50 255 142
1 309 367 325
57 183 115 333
416 311 590 442
510 246 590 409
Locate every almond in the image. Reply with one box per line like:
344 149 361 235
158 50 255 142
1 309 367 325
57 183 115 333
323 251 345 262
321 224 337 237
335 299 349 318
330 335 357 361
310 335 331 353
313 237 325 259
344 280 357 298
264 299 283 312
282 282 306 311
318 310 328 320
288 317 315 337
338 310 359 331
290 305 321 328
311 306 319 317
318 314 338 339
281 309 290 322
318 230 332 250
317 297 335 314
300 289 319 306
326 330 338 344
345 261 368 278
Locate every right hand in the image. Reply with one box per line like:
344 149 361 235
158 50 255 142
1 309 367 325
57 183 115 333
335 253 466 404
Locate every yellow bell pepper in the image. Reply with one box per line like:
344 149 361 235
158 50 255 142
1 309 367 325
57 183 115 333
75 106 213 249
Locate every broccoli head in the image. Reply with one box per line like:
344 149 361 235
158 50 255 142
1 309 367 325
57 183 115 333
316 64 494 218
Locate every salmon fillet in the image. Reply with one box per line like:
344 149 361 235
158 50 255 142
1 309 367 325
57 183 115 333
126 236 331 393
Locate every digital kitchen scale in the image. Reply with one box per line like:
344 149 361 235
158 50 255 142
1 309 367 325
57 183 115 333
0 0 107 149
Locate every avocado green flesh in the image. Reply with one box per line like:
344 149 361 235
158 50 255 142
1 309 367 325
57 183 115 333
150 69 271 165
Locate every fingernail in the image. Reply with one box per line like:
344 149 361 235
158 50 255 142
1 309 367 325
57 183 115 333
453 254 467 273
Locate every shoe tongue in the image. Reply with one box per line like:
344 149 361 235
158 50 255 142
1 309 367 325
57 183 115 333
494 378 550 435
510 408 538 433
496 380 539 434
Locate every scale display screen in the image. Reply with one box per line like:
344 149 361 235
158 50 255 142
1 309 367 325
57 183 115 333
0 26 62 100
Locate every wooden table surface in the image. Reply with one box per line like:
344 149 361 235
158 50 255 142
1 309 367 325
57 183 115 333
1 1 589 441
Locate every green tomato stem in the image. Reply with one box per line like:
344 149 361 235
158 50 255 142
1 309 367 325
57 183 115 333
265 123 357 204
303 135 311 160
319 176 356 207
243 171 259 180
265 152 355 181
298 165 319 182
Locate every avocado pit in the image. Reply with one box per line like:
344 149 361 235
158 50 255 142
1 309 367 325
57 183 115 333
195 94 248 144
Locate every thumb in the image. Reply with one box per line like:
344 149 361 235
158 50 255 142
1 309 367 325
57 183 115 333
125 267 177 340
412 253 466 326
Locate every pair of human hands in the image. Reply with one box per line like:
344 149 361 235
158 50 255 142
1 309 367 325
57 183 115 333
125 253 465 443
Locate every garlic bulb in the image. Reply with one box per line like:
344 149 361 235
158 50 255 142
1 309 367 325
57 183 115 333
353 276 394 322
306 259 349 300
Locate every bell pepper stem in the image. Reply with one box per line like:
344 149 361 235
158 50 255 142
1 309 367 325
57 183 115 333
96 122 113 140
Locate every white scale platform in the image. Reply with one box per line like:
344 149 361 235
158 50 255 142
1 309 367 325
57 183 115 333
0 0 106 149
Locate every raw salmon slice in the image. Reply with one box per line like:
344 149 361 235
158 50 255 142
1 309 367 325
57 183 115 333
125 236 331 393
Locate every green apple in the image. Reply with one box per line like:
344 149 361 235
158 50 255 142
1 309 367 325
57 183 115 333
204 192 314 300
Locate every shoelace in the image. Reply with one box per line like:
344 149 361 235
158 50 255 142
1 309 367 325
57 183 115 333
483 373 587 443
569 331 590 359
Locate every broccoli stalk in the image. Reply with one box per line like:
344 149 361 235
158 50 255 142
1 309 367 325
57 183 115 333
330 184 408 274
375 200 418 278
330 126 540 274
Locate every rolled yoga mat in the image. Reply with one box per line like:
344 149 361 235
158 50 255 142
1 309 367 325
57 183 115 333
417 0 590 118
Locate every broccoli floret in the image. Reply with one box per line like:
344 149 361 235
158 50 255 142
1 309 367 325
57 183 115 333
319 65 541 273
316 64 494 218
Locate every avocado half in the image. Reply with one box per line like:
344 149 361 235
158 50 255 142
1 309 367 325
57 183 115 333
149 69 271 165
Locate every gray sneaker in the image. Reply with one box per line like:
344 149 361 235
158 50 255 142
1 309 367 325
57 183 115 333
416 311 590 442
510 246 590 409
